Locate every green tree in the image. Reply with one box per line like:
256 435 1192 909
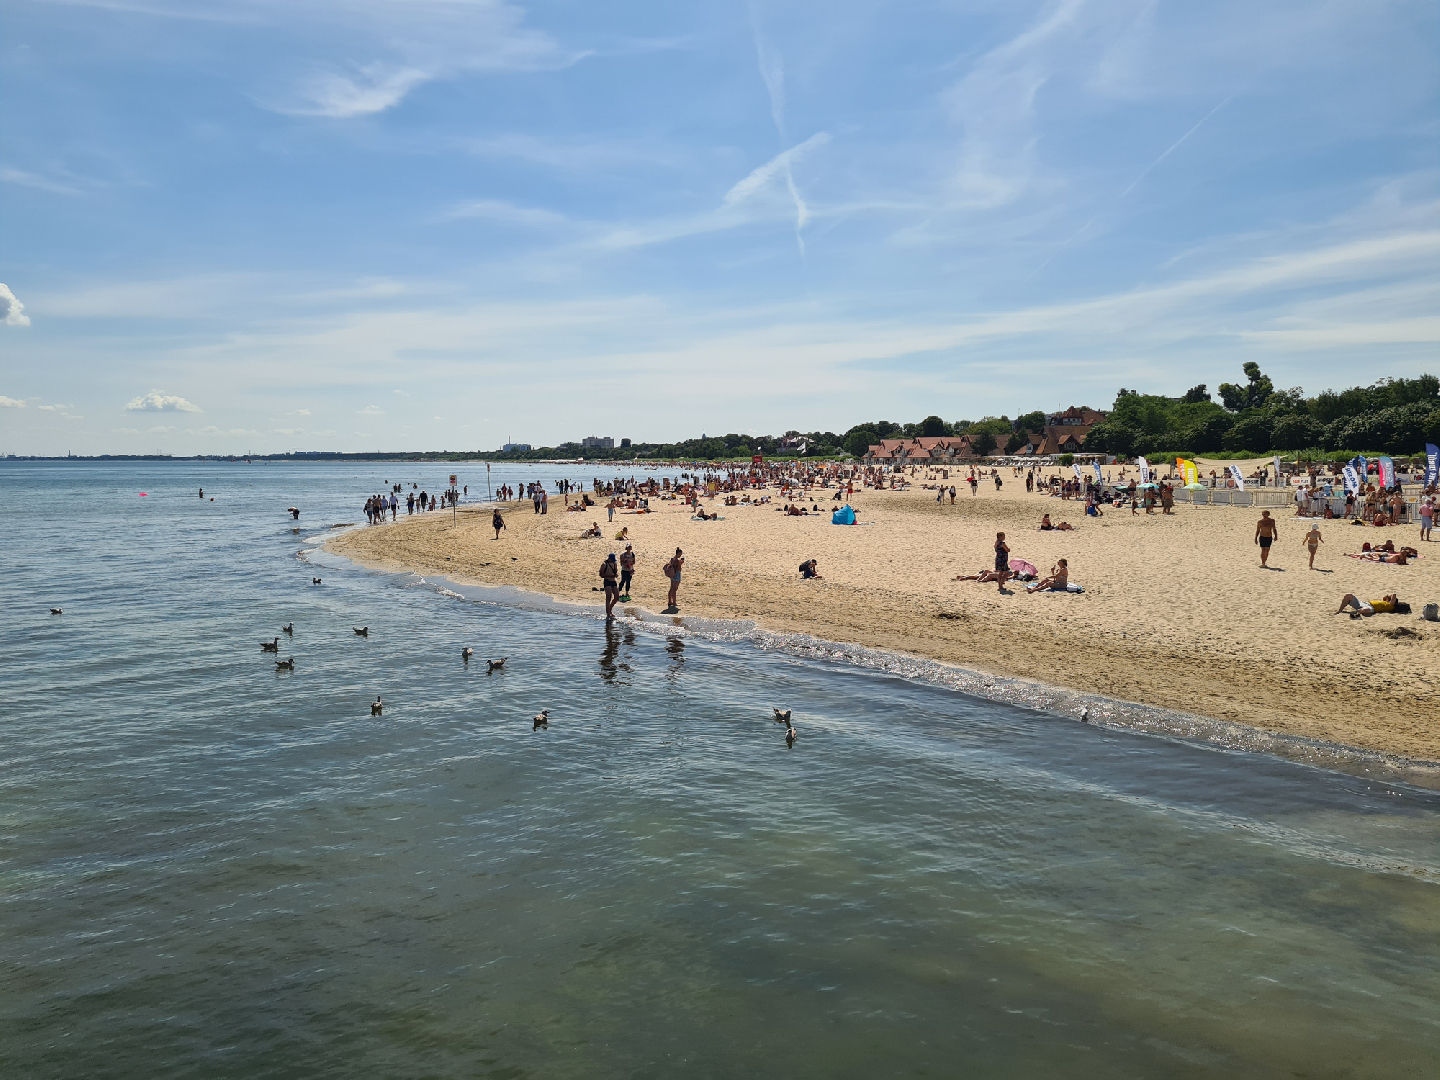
972 430 998 457
919 414 948 437
1015 410 1046 432
1218 362 1275 411
1181 384 1210 403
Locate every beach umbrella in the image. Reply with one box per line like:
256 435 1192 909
1009 557 1038 577
1184 482 1205 490
1138 482 1159 489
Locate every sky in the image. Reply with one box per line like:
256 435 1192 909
1 0 1437 455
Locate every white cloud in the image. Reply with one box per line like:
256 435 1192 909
723 134 831 209
357 405 384 415
37 403 72 411
0 395 24 407
1 168 84 196
272 427 305 435
273 64 431 118
296 408 312 416
0 284 30 326
445 199 568 227
145 425 175 433
125 390 203 412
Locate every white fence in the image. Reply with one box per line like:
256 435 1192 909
1169 486 1420 519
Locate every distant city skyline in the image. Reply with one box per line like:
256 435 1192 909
2 0 1437 456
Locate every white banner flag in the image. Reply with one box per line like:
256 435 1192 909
1342 465 1360 494
1137 456 1150 483
1272 456 1282 488
1073 463 1083 480
1228 464 1246 491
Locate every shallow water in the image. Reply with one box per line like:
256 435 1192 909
2 461 1437 1078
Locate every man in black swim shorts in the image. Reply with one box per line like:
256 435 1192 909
1254 510 1278 567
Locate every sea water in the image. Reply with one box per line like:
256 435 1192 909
2 460 1437 1078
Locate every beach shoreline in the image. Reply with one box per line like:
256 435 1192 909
326 477 1440 763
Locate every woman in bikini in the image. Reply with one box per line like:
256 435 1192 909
1303 523 1323 569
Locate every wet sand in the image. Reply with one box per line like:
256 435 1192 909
329 478 1440 762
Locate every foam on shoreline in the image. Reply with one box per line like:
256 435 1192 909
305 541 1440 792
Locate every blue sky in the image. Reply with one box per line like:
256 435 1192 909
1 0 1437 455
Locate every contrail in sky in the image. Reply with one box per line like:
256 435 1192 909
1118 94 1234 200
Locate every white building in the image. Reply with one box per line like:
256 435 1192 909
581 436 615 450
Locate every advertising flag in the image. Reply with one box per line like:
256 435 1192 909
1342 465 1360 494
1377 456 1395 489
1349 455 1367 482
1228 464 1246 491
1426 444 1439 486
1176 458 1198 485
1093 462 1103 484
1073 463 1083 480
1137 456 1150 483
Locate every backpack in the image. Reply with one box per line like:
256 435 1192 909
663 559 675 579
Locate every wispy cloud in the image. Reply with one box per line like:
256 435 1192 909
1 168 86 196
357 405 384 415
270 64 429 118
445 199 568 227
126 390 202 412
748 18 818 254
0 396 24 408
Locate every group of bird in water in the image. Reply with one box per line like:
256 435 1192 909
256 621 800 740
259 623 508 716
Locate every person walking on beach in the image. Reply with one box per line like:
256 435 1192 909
1420 496 1434 541
968 474 978 496
664 547 684 611
1303 523 1324 569
949 485 956 504
492 509 506 539
600 552 620 620
993 532 1011 593
1255 510 1279 567
619 544 635 599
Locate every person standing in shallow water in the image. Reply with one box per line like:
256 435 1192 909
1255 510 1279 567
664 547 684 611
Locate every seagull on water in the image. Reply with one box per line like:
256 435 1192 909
260 637 280 652
282 623 293 634
461 648 474 660
773 708 791 724
487 657 507 672
275 657 295 670
312 577 322 585
50 608 63 615
785 724 797 744
371 696 384 715
353 626 369 636
1080 706 1090 724
533 709 549 729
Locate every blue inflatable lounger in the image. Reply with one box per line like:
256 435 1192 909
831 505 856 525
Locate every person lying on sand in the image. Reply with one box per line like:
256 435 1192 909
952 568 1004 582
1352 548 1415 564
1334 593 1408 617
1026 559 1069 593
1039 514 1074 531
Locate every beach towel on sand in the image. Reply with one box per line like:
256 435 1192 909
831 505 856 525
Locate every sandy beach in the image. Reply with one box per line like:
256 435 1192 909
329 471 1440 762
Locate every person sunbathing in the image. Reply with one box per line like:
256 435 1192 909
1372 512 1390 527
1039 514 1074 531
952 568 1004 582
1355 549 1412 564
1335 593 1408 616
1026 559 1070 593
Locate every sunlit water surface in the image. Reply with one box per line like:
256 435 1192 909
2 461 1437 1078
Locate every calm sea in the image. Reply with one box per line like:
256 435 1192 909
2 460 1437 1079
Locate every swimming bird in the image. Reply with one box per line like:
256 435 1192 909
312 577 322 585
371 696 384 715
1079 706 1090 724
275 657 295 670
282 623 294 634
260 637 280 652
533 709 549 729
291 527 301 534
461 647 474 660
353 626 369 636
50 608 63 615
487 657 507 672
785 724 797 744
773 708 791 724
